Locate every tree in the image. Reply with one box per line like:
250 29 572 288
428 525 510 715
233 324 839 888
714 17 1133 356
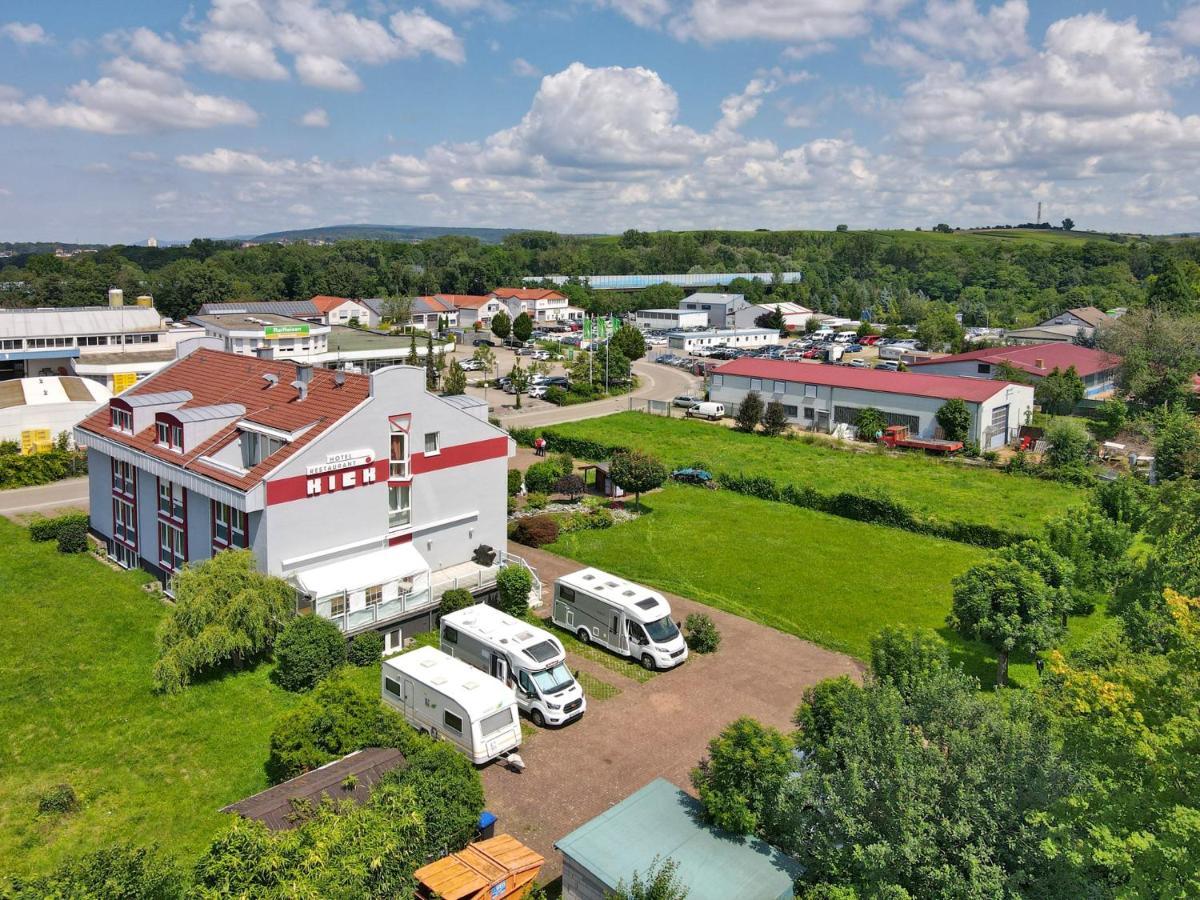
915 303 963 352
424 332 437 390
1154 405 1200 480
3 844 183 900
1147 264 1198 315
443 358 467 395
1061 217 1075 231
1035 366 1086 415
735 391 764 433
472 344 496 377
762 400 789 436
406 337 419 367
388 741 484 859
948 558 1062 685
153 258 236 320
869 625 949 700
273 614 347 692
439 587 476 619
1097 309 1200 409
1043 418 1092 472
805 316 822 334
1045 505 1134 596
496 565 533 618
507 362 530 409
608 449 667 510
835 224 848 232
755 305 785 331
512 311 533 343
792 675 863 752
691 717 793 835
608 857 688 900
997 538 1077 626
554 473 585 499
610 324 646 361
382 295 414 328
935 398 971 442
491 310 512 341
854 407 885 441
933 222 953 233
152 550 294 694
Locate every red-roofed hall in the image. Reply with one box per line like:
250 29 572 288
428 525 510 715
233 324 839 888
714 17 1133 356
907 342 1120 398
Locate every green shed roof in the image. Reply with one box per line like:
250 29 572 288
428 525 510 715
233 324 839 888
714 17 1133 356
555 779 801 900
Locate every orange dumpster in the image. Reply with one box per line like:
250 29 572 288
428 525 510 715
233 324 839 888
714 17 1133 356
415 833 544 900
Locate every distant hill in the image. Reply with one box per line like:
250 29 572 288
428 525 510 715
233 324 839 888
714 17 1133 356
244 224 526 245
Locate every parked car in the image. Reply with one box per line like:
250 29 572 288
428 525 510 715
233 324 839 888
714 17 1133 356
860 335 881 345
876 360 901 371
672 394 701 408
849 358 868 368
473 338 495 347
845 343 864 353
459 358 484 371
670 467 713 485
685 402 725 421
802 349 822 359
530 350 551 361
527 385 548 399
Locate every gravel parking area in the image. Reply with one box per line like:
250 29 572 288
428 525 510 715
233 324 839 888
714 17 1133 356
482 542 861 884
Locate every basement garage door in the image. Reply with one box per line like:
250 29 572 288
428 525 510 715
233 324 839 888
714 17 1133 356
988 404 1009 448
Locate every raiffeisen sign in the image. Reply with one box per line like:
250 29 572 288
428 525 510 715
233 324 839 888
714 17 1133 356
264 324 310 339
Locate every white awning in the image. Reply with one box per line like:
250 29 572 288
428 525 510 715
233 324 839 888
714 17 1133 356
292 543 429 599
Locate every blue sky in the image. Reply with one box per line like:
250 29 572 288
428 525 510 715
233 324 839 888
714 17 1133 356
1 0 1199 242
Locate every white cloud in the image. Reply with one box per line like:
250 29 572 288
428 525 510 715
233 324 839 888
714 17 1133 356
594 0 673 29
511 58 541 78
299 107 330 127
433 0 514 18
193 29 289 80
390 9 465 64
896 0 1029 62
1 22 50 45
717 78 775 131
671 0 906 45
1168 4 1200 45
127 27 187 71
178 148 295 176
295 53 362 90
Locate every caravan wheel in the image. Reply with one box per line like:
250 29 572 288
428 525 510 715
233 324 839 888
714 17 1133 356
577 628 590 645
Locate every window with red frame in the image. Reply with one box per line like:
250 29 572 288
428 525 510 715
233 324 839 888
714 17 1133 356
212 500 247 552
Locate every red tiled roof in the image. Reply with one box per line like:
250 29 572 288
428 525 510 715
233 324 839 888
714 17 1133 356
435 294 493 309
489 288 566 301
413 295 457 314
907 342 1120 378
76 348 370 491
715 358 1019 403
310 295 358 313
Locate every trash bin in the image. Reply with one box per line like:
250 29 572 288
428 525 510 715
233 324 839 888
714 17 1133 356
477 810 497 840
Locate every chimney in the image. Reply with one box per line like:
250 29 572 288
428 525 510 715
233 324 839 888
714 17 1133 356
290 380 308 402
108 288 124 307
1035 358 1045 369
294 362 313 385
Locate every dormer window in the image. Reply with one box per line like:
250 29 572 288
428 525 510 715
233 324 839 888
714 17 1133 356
241 430 286 468
155 421 184 452
110 406 133 433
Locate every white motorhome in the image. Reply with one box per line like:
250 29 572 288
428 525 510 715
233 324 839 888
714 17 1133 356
381 646 521 764
440 604 586 728
552 568 688 671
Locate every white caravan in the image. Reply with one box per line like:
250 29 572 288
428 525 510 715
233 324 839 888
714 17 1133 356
440 604 586 728
552 568 688 671
381 646 521 764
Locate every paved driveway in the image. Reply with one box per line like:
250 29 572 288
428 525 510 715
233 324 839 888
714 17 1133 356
0 477 89 520
482 543 861 883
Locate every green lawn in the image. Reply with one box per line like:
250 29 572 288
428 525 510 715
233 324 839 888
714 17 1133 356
548 485 1112 687
540 413 1084 535
0 519 376 877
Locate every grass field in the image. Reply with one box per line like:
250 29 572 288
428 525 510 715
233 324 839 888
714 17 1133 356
548 485 1112 686
0 519 378 877
541 413 1084 535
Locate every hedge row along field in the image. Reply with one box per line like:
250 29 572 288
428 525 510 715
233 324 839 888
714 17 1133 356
512 413 1086 544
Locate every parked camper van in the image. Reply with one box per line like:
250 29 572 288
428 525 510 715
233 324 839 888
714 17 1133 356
551 568 688 671
440 605 586 728
685 401 724 421
381 646 521 764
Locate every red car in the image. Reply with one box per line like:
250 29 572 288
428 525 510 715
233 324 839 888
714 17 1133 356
860 335 881 345
802 349 822 358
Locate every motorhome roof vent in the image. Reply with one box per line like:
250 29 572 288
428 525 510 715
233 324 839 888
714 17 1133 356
516 631 534 641
463 681 479 690
581 573 595 581
419 658 437 668
636 598 658 610
431 676 448 686
622 589 635 597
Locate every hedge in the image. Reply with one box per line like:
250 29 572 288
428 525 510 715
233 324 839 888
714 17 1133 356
29 513 90 545
0 449 87 489
509 427 1027 548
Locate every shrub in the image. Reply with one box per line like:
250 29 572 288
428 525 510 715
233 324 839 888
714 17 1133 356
869 625 949 700
266 670 416 782
525 492 548 510
735 391 764 432
554 473 585 499
439 587 476 619
982 450 1000 463
1044 418 1093 470
3 844 183 900
56 515 88 553
29 512 88 544
347 630 384 666
507 468 523 496
37 783 79 815
544 385 568 405
551 451 575 477
1092 398 1128 440
274 615 348 692
936 398 971 441
684 613 721 653
0 447 87 490
511 515 560 548
762 400 790 436
691 717 792 835
386 741 485 859
961 440 981 458
496 565 534 618
523 460 559 493
854 407 886 441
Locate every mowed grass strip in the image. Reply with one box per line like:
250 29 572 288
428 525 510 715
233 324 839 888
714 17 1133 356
0 518 304 876
576 671 622 701
543 412 1084 535
545 621 657 684
548 484 987 661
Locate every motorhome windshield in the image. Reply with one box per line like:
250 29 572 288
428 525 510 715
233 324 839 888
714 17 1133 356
530 662 574 695
645 616 679 643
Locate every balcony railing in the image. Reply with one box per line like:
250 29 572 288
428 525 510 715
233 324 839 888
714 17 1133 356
317 587 432 634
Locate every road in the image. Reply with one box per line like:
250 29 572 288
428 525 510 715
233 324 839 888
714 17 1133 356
0 477 89 518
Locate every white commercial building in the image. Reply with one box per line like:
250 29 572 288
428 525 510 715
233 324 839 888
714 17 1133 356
709 358 1034 449
667 328 779 353
0 375 111 451
730 301 815 331
634 308 709 331
679 293 750 327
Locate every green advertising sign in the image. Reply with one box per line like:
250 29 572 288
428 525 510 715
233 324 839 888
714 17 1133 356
264 324 310 339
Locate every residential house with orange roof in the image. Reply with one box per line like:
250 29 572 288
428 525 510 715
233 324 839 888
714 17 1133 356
489 288 574 325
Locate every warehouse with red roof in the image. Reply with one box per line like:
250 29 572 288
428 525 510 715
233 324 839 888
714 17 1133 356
907 342 1120 398
710 358 1035 449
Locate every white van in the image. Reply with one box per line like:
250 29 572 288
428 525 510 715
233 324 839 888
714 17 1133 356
552 568 688 671
685 401 724 421
441 605 586 728
834 330 858 344
381 646 521 765
812 327 835 340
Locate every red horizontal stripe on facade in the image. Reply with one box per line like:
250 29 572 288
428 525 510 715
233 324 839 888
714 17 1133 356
410 436 510 475
266 459 389 506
